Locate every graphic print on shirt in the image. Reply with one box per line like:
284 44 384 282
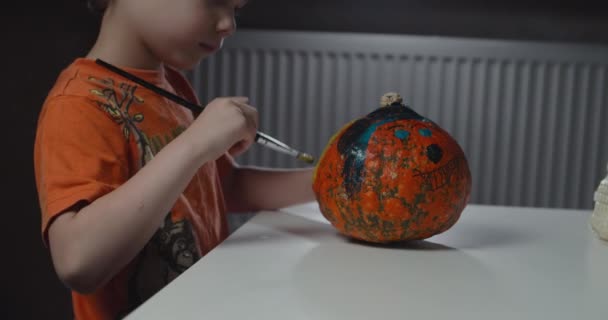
89 76 155 168
88 76 201 315
126 214 201 312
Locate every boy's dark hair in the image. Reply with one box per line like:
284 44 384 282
84 0 109 13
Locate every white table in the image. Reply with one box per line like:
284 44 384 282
126 202 608 319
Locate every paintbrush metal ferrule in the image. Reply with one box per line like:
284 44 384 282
254 133 315 164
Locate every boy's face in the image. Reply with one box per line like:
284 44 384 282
118 0 247 70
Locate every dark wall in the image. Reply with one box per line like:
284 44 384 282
4 1 607 319
4 3 99 319
238 0 608 44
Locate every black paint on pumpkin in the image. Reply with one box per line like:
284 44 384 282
426 144 443 163
338 104 426 197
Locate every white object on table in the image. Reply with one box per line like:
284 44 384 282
591 163 608 240
126 202 608 320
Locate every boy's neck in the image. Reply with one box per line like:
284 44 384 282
86 7 162 71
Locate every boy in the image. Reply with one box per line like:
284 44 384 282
34 0 315 318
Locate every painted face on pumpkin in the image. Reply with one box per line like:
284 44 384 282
313 93 472 243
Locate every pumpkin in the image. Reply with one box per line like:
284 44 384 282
312 93 472 243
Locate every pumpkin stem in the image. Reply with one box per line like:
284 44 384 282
380 92 404 107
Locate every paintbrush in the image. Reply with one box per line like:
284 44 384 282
95 59 315 164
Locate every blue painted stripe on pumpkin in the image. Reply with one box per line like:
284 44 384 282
341 119 395 197
359 119 393 144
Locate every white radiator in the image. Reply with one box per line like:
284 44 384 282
189 30 608 209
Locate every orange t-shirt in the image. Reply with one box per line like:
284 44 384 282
34 58 230 319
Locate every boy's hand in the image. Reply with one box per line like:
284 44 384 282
185 97 258 162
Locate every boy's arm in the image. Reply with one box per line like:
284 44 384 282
47 97 258 294
48 133 209 294
218 156 315 212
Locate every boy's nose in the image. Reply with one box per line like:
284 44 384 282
217 15 236 38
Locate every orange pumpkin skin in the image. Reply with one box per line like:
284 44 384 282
313 95 472 243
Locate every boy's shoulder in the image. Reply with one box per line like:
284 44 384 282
44 60 84 101
40 58 199 126
46 58 195 103
39 58 138 130
41 58 116 118
49 58 146 101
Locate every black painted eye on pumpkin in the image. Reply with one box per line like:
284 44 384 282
426 144 443 163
